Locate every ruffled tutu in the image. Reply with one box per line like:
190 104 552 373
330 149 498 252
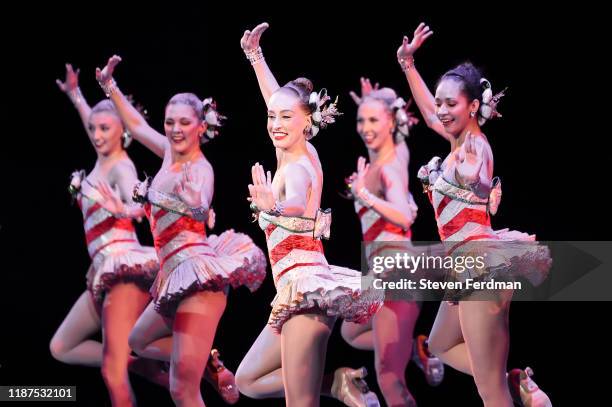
417 157 552 301
151 229 267 316
87 246 158 303
257 210 383 333
445 229 551 285
269 263 383 333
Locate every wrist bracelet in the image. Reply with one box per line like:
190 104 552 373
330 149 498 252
245 47 265 65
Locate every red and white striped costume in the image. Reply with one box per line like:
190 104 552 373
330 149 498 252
144 188 267 316
75 178 158 303
355 201 412 244
258 210 383 333
354 197 417 265
418 157 550 286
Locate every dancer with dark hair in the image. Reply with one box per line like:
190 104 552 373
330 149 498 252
398 23 552 407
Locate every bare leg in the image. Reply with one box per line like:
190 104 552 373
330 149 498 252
427 301 473 375
340 320 374 351
281 313 335 407
50 289 167 388
128 302 173 362
101 283 150 407
49 291 102 366
372 300 420 407
459 291 513 407
127 355 169 389
236 318 378 406
169 291 227 407
235 324 284 398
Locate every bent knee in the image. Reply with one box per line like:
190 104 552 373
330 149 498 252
426 334 448 356
127 327 148 355
340 321 356 342
235 365 261 398
234 364 250 392
49 337 67 361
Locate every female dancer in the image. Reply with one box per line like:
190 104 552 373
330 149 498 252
341 78 444 406
234 23 383 407
51 63 166 406
397 23 552 407
94 55 267 407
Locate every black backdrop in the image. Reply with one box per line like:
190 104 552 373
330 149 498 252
1 3 607 406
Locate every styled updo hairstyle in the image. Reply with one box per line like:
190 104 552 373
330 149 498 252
166 93 225 143
166 92 206 121
281 77 314 114
91 99 121 118
438 62 484 104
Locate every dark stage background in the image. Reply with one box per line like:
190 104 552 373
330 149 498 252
1 4 607 406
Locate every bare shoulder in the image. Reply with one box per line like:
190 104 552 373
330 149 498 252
285 161 311 180
380 162 407 191
474 134 493 156
192 156 213 175
109 158 137 180
473 134 494 176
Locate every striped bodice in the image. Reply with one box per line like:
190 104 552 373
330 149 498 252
354 200 412 242
77 182 138 259
145 189 214 274
418 155 502 243
258 210 331 286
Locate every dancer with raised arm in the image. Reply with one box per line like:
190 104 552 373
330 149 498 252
234 23 384 407
398 23 552 407
94 56 267 407
341 78 444 406
51 63 166 406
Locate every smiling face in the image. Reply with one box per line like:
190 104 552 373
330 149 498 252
164 103 206 155
434 78 480 137
266 89 311 150
88 111 124 156
356 99 395 152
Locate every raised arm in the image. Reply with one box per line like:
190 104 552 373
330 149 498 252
397 23 452 141
96 55 168 158
56 63 93 137
240 23 281 105
349 77 379 105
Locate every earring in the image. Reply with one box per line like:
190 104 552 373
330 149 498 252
470 111 476 118
303 126 311 136
122 131 132 148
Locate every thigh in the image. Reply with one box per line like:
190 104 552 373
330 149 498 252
52 291 101 347
281 314 334 402
340 319 372 341
428 301 464 354
129 301 173 349
458 292 512 377
171 291 227 378
237 323 282 380
102 283 151 355
372 300 420 365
